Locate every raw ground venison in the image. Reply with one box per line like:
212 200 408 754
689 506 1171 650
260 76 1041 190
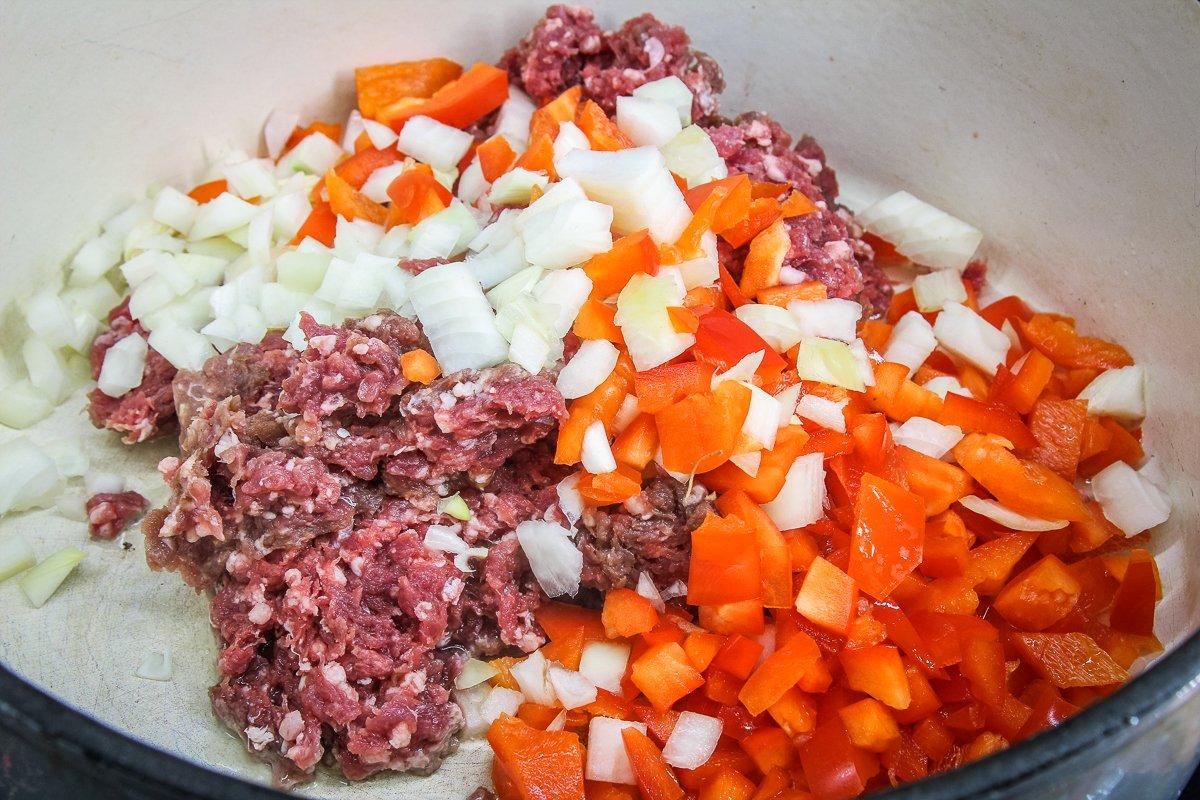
87 299 178 443
86 490 148 540
143 310 707 785
501 5 724 119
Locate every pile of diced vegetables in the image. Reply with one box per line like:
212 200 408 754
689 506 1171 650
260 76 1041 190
0 52 1175 800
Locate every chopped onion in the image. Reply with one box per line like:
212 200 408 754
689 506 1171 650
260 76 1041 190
479 685 524 726
615 271 694 371
223 158 279 200
556 146 691 242
579 641 630 694
152 186 200 234
409 261 509 372
453 547 489 573
42 440 88 478
557 339 620 399
789 298 862 343
582 421 618 474
633 76 694 125
612 394 642 434
735 303 803 352
148 324 216 371
508 321 554 374
742 386 781 450
456 158 490 205
660 125 727 188
0 438 59 515
1077 365 1146 423
24 290 81 350
423 524 467 554
548 664 598 710
515 519 582 598
362 118 398 150
711 352 764 388
360 161 407 204
69 233 123 286
616 96 682 147
556 474 585 526
175 253 227 287
511 650 557 706
0 380 54 429
553 121 590 163
729 451 762 477
333 216 384 259
487 266 543 308
494 88 536 151
662 711 722 769
923 375 971 399
62 279 123 320
958 495 1068 531
773 383 803 427
636 572 666 613
893 416 963 459
546 711 568 731
188 192 259 241
795 337 865 392
933 303 1010 375
533 268 593 336
661 580 688 601
762 452 826 525
263 109 299 159
466 238 526 290
96 332 148 397
397 115 474 172
488 167 549 207
0 535 36 582
519 197 614 269
1091 461 1171 537
409 201 480 260
84 471 126 496
54 489 87 522
22 339 73 402
276 132 344 177
135 648 173 682
340 110 366 152
18 546 85 608
857 190 982 272
454 684 490 737
913 269 968 312
586 717 648 785
1138 457 1168 492
797 394 847 432
457 658 500 689
259 283 309 329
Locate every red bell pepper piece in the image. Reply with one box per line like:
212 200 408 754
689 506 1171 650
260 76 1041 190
1009 632 1129 688
693 309 787 381
631 642 705 712
634 361 716 413
622 727 685 800
848 474 925 599
938 392 1037 451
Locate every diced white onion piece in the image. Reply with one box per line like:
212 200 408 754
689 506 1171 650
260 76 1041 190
276 132 344 177
857 190 982 272
360 161 407 204
511 650 557 706
259 283 310 329
894 416 963 459
333 216 385 259
795 337 865 392
0 380 54 429
773 384 803 428
582 420 618 474
42 440 88 478
103 201 152 240
409 261 509 372
470 209 520 253
275 250 330 293
615 271 694 371
457 658 500 690
54 489 87 522
489 168 550 207
223 158 279 200
520 198 614 269
466 238 527 290
397 115 474 172
423 524 467 554
61 279 122 320
135 648 173 681
662 712 723 770
636 572 667 613
516 178 588 224
742 386 781 450
958 495 1068 531
22 339 73 403
479 685 524 726
612 394 641 434
185 236 244 261
188 193 259 241
548 664 598 710
508 321 553 374
763 452 826 524
69 233 123 286
84 471 126 496
556 146 691 242
246 207 274 265
148 325 216 371
0 535 37 582
798 394 847 433
1138 457 1168 492
24 291 80 350
533 268 593 336
661 580 688 601
494 88 537 151
660 125 727 188
129 274 179 321
735 303 803 352
18 547 85 608
633 76 694 125
0 438 60 515
676 232 720 289
451 544 486 571
516 519 582 598
96 333 147 398
883 311 936 376
119 250 163 288
712 352 764 388
616 96 683 147
457 157 490 205
579 641 630 694
340 109 365 151
409 201 480 260
558 339 620 399
263 109 299 160
730 451 762 477
933 302 1010 376
913 269 967 312
487 266 543 310
1077 365 1146 423
556 474 585 526
586 717 648 785
437 494 472 522
152 187 200 233
553 121 591 164
362 118 398 150
1091 461 1171 537
454 684 491 737
494 297 559 346
546 711 568 731
923 375 971 400
789 298 862 343
176 253 227 287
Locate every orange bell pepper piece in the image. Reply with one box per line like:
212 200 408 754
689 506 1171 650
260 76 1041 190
667 306 700 334
187 179 228 204
1078 417 1144 477
334 146 402 189
487 715 586 800
794 557 858 635
699 599 766 637
477 134 518 182
686 175 751 228
738 218 790 298
839 645 911 710
993 555 1082 631
536 601 608 645
797 720 870 800
290 198 337 246
839 698 901 753
688 512 761 606
386 164 452 225
631 642 705 712
657 381 751 474
355 58 463 120
1109 552 1158 637
693 308 788 382
865 362 944 423
895 446 973 517
1009 632 1129 688
621 727 685 800
683 631 725 672
740 727 796 774
555 354 635 465
284 121 342 153
325 170 387 225
716 490 793 608
767 687 818 736
709 634 763 680
702 425 811 503
717 261 751 308
721 197 784 249
780 190 819 218
952 434 1089 522
738 631 822 715
576 100 634 150
1016 314 1134 370
938 392 1036 451
513 132 556 178
585 230 660 298
979 295 1034 331
697 768 757 800
989 349 1054 414
380 62 509 131
963 532 1039 595
1028 398 1087 481
572 298 624 344
849 474 926 599
603 588 659 638
578 464 643 505
886 288 920 325
530 86 582 142
611 413 658 470
755 281 828 307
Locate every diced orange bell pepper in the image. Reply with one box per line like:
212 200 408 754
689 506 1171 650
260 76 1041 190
635 361 717 413
1028 397 1087 481
739 631 822 715
952 434 1089 522
667 306 700 334
611 413 658 470
693 309 788 382
631 642 705 712
1016 314 1134 370
780 190 819 218
979 295 1034 331
530 86 583 141
355 58 463 119
290 198 337 246
686 175 751 226
738 218 790 298
325 170 387 225
657 381 752 474
794 557 858 635
722 197 783 249
798 720 869 800
866 362 944 423
964 532 1039 595
579 464 644 505
849 474 926 599
697 768 757 800
959 637 1008 706
514 132 556 178
989 349 1054 415
839 698 901 753
992 555 1082 631
573 299 624 344
683 632 725 672
381 62 508 130
901 576 979 616
893 662 943 724
756 281 828 307
1010 632 1129 688
699 599 766 637
702 425 811 503
576 99 634 150
476 134 518 182
1109 553 1158 637
536 601 608 646
688 513 761 606
710 632 766 680
1078 417 1144 477
386 164 453 225
621 727 685 800
767 687 818 736
603 588 660 638
284 121 342 153
487 715 586 800
187 179 228 204
716 490 793 608
555 354 635 465
839 645 911 710
740 727 796 774
895 446 973 517
334 146 402 189
585 230 660 298
938 392 1037 451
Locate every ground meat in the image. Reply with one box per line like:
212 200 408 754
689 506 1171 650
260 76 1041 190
502 5 724 119
87 299 178 443
704 113 892 315
466 788 497 800
85 490 148 540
